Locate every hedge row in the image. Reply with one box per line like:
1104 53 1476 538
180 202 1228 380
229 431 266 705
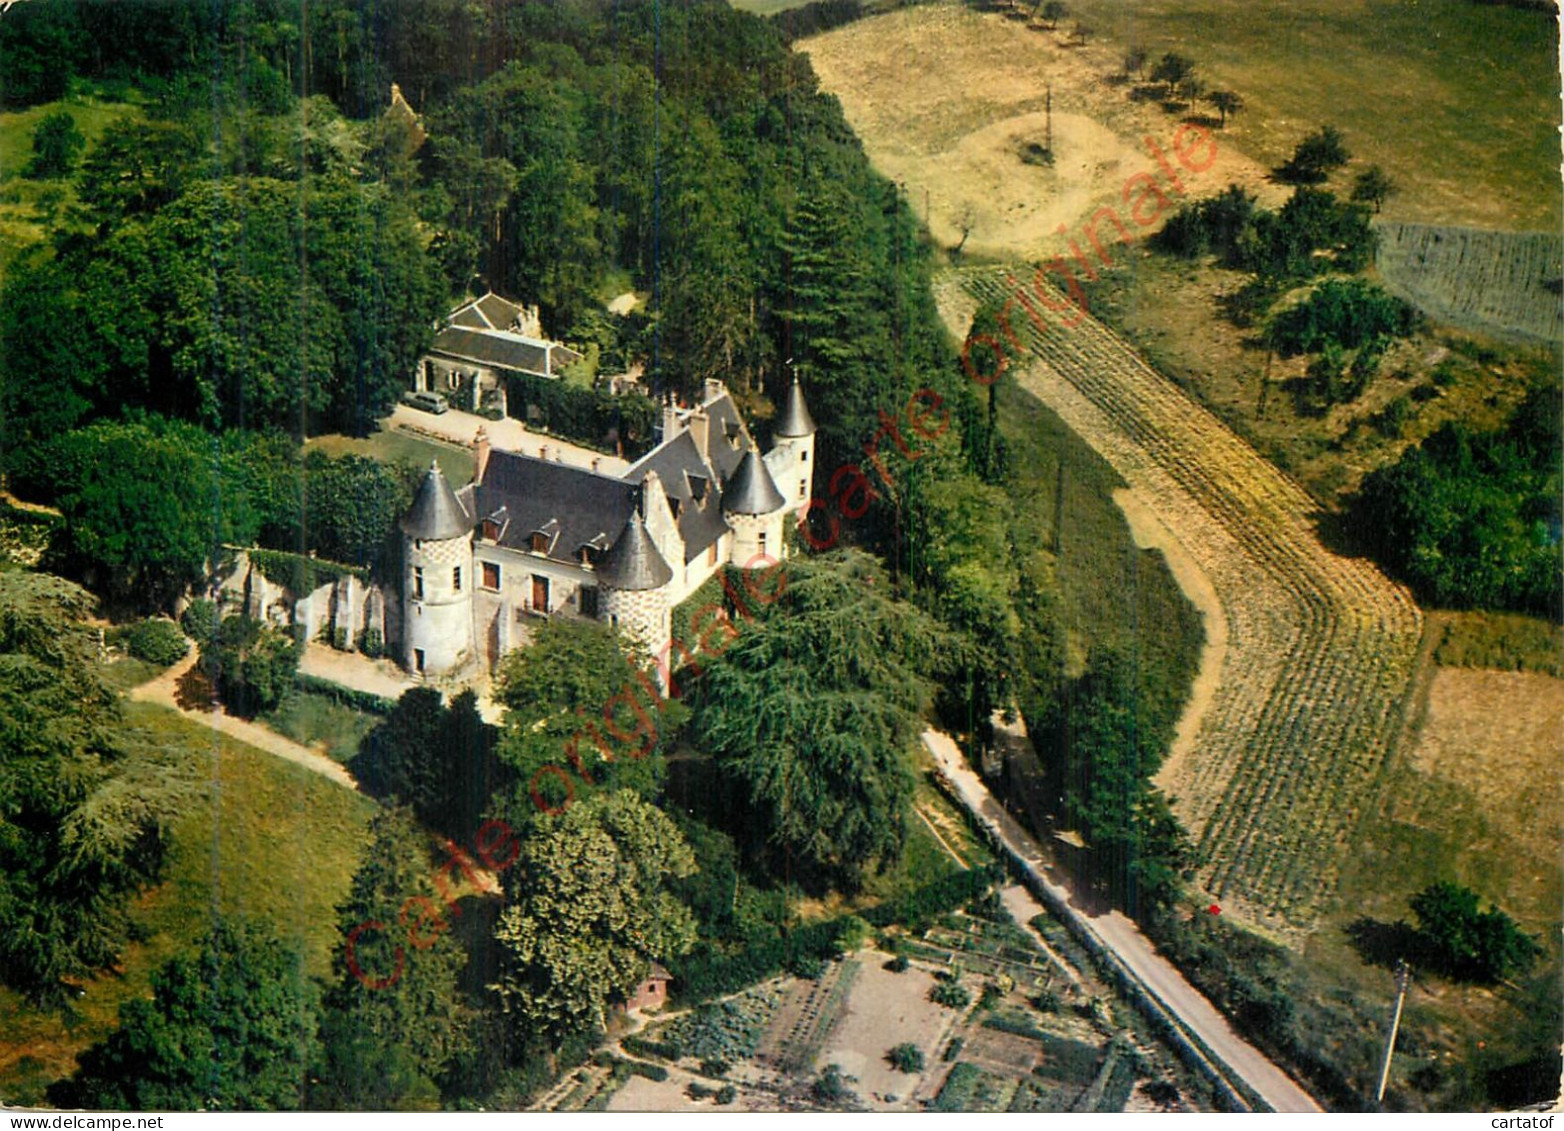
293 672 397 715
247 547 367 594
861 865 1002 928
506 371 658 459
674 867 1000 1002
622 1036 682 1062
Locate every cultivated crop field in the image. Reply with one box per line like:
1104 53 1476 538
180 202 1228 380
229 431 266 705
944 266 1424 933
1374 224 1564 345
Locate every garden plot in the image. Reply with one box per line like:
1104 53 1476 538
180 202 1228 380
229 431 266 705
808 951 957 1109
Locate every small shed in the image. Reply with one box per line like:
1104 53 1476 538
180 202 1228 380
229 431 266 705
626 962 672 1013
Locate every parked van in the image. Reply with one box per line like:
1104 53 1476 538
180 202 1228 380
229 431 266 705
404 390 450 415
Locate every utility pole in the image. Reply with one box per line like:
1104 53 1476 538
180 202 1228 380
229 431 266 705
1045 83 1053 155
1375 960 1412 1106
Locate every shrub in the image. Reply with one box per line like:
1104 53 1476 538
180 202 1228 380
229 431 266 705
1266 278 1417 357
715 1084 737 1105
887 954 910 973
788 953 826 981
202 614 301 717
126 618 188 666
331 625 349 651
625 1061 668 1083
360 626 384 659
942 1037 965 1062
812 1064 852 1104
887 1043 925 1074
180 598 219 643
699 1058 730 1078
930 979 971 1009
685 1081 713 1100
622 1036 683 1061
978 982 1004 1010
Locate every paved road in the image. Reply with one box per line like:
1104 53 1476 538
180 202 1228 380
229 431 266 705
129 650 358 790
923 730 1322 1114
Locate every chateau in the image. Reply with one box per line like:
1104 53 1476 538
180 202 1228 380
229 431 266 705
398 377 816 679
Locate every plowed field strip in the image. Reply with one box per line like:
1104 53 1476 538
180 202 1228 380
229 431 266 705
945 267 1422 930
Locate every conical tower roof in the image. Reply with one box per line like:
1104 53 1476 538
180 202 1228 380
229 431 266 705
598 511 673 591
400 460 472 540
723 444 786 516
775 375 816 438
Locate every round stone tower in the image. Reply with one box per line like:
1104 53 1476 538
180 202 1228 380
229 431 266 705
723 442 787 569
400 460 475 677
597 510 674 662
770 373 817 514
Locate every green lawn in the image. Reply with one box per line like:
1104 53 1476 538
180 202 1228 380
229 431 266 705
997 372 1203 715
260 688 380 764
306 428 475 485
0 92 141 280
0 700 376 1105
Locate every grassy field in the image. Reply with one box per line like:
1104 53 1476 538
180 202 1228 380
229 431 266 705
260 688 380 763
1073 253 1553 507
1062 0 1561 232
0 700 375 1105
996 369 1203 711
0 92 140 279
306 428 476 484
1298 661 1564 1109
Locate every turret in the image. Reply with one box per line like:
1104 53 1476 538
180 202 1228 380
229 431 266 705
597 510 674 663
724 442 787 569
400 460 475 677
769 374 816 515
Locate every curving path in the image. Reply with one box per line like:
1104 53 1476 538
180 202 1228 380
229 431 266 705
940 267 1424 933
128 649 358 790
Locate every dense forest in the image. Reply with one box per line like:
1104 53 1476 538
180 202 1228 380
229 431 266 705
0 0 1166 1111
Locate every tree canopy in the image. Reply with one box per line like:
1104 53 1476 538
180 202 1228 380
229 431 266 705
688 552 943 891
0 571 179 1003
1352 382 1562 616
491 790 697 1042
316 807 469 1110
54 919 320 1111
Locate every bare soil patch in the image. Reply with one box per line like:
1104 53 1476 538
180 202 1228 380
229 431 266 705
800 4 1281 262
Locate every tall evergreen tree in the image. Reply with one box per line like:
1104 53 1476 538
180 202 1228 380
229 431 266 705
315 807 469 1110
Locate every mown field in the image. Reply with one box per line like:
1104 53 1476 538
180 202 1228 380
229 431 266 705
0 699 375 1106
945 264 1425 933
1026 0 1561 231
0 92 140 279
1375 224 1563 346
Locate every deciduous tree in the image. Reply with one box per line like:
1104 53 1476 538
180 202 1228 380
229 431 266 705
53 920 320 1111
491 790 697 1042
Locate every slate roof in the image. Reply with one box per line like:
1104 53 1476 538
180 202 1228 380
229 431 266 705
473 451 635 566
699 393 751 480
624 431 729 564
723 445 786 516
401 462 473 541
598 513 674 591
429 326 556 377
449 292 525 331
775 377 816 438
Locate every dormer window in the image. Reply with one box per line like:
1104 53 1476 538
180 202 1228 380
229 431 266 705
579 546 599 568
688 475 709 506
481 519 500 542
530 531 549 554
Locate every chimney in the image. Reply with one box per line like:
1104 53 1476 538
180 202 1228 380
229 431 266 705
688 409 710 464
473 426 491 483
539 444 549 461
703 378 725 406
661 392 682 442
591 458 600 472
